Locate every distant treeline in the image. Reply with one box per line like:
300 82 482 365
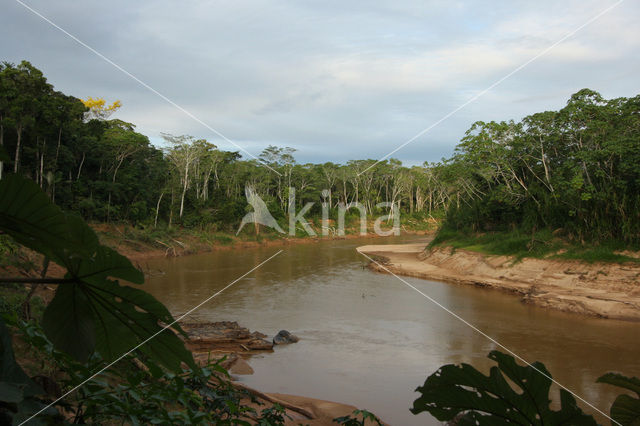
1 60 638 242
0 60 450 230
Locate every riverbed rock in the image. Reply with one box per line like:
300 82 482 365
189 352 254 375
180 321 273 354
229 357 254 375
273 330 299 345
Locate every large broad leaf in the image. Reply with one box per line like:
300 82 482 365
0 174 98 264
42 284 96 362
73 245 144 285
597 373 640 426
0 175 139 282
90 290 193 372
411 350 597 425
43 277 193 371
87 278 192 370
1 174 193 372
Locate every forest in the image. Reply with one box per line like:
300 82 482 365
1 60 639 245
1 60 640 425
0 61 449 232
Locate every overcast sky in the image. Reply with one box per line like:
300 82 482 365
2 0 638 165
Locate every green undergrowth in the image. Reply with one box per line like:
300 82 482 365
430 228 640 264
0 284 46 321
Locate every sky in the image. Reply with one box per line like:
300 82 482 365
1 0 639 166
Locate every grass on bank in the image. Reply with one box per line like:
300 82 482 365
429 228 640 264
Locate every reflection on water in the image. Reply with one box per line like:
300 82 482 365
144 236 640 425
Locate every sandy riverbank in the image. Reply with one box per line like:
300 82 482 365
357 243 640 321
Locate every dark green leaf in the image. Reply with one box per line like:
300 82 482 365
598 373 640 426
0 318 60 424
42 284 96 362
0 174 191 371
86 279 194 370
411 350 597 425
74 245 144 285
598 373 640 397
608 395 640 426
0 174 98 265
0 317 41 397
42 277 195 371
13 397 61 426
0 382 23 403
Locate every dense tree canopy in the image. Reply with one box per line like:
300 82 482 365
442 89 640 243
1 61 638 243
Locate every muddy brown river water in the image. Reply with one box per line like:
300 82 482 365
144 236 640 425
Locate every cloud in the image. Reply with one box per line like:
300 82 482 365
1 0 638 165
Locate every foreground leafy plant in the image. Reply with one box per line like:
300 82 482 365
0 174 194 371
597 373 640 426
0 174 293 424
333 409 384 425
411 350 598 425
0 317 62 425
9 315 287 425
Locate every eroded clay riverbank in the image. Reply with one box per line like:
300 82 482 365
357 243 640 321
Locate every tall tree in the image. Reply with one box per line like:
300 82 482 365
2 61 52 173
163 133 207 219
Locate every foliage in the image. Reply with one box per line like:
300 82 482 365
333 409 384 425
411 350 598 425
0 285 45 322
597 373 640 426
7 316 288 425
0 173 194 371
438 89 640 245
430 228 640 264
1 61 639 246
0 168 287 423
0 316 63 425
413 350 640 425
0 233 38 278
0 167 289 423
0 60 449 230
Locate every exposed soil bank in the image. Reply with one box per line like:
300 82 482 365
357 243 640 321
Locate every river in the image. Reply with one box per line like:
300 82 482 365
144 235 640 425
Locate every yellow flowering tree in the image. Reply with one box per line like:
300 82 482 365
80 96 122 121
